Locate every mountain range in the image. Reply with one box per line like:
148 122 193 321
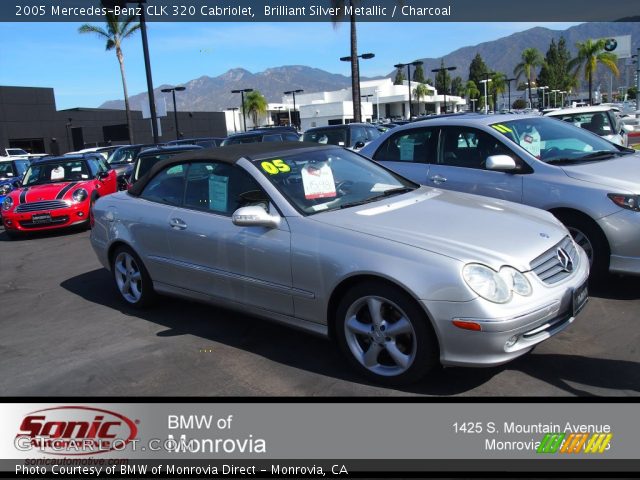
100 22 640 112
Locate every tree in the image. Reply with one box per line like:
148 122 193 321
538 37 573 106
434 60 451 94
569 38 619 105
393 68 406 85
490 72 507 111
468 53 489 88
514 47 543 109
412 63 426 83
243 91 268 127
628 86 638 100
512 98 527 110
79 12 140 143
450 76 463 97
412 83 431 114
464 80 480 111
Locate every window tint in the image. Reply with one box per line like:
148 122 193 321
262 134 283 142
373 128 436 163
183 162 267 216
140 164 186 206
439 127 515 170
350 126 368 146
366 127 381 141
86 158 101 177
284 133 300 142
303 129 347 146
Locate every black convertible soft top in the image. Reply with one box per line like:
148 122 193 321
127 141 334 196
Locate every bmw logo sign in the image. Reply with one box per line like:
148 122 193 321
605 38 618 52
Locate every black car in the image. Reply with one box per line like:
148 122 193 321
107 144 162 190
166 137 225 148
221 127 300 146
127 145 204 186
301 123 381 150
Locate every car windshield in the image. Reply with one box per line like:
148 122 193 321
490 117 631 164
302 129 348 147
7 148 28 156
549 111 615 135
134 152 186 181
253 148 416 215
23 160 90 186
108 147 136 165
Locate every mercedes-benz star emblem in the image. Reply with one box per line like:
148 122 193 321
556 248 574 273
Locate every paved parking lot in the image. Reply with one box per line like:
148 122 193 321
1 226 639 397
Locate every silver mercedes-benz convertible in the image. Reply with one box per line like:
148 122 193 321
90 142 589 385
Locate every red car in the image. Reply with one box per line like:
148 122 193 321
1 154 117 237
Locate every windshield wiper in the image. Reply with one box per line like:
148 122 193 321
547 151 620 165
338 187 415 209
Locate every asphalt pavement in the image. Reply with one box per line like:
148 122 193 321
1 226 639 396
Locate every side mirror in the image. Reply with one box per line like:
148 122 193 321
486 154 517 171
353 141 366 149
232 205 280 229
97 171 110 180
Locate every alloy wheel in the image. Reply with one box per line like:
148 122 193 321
114 251 143 303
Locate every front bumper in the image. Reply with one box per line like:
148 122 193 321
423 247 589 367
2 203 89 232
599 209 640 276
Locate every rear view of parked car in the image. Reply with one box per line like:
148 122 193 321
221 127 300 146
302 123 381 150
544 106 630 147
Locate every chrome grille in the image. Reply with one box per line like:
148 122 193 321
530 236 579 285
15 200 69 213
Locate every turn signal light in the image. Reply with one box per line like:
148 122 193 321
452 320 482 331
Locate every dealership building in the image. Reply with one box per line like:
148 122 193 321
0 85 227 154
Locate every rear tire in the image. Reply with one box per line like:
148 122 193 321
111 246 156 308
335 280 439 385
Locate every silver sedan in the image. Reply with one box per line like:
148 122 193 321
90 143 589 385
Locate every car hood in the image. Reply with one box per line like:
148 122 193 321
560 154 640 192
311 188 568 271
13 181 87 203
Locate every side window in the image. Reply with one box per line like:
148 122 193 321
372 128 437 163
140 164 186 206
439 127 516 170
262 134 283 142
350 126 367 146
284 133 300 142
183 162 268 216
366 127 381 141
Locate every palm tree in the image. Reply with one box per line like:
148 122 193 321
569 39 619 105
243 91 268 127
79 13 140 143
514 48 543 109
490 72 507 111
412 84 431 115
464 81 480 111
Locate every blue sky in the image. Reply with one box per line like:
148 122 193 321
0 21 580 109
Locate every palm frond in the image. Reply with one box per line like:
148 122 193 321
78 24 109 38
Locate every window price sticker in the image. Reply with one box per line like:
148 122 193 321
301 163 337 200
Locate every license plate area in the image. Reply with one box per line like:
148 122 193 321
31 213 52 224
572 280 588 316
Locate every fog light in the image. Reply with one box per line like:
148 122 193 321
505 335 518 348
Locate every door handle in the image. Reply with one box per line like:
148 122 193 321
169 218 187 230
430 174 447 184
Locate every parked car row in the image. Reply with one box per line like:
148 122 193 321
6 112 640 386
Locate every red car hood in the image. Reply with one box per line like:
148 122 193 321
13 181 87 204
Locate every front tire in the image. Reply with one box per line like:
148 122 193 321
111 246 156 308
554 212 609 280
335 281 439 385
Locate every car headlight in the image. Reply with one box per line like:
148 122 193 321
2 196 13 212
462 264 532 303
608 193 640 212
0 184 11 196
72 188 88 203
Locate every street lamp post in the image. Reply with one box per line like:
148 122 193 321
340 53 375 123
226 107 238 133
479 78 492 114
506 78 516 111
431 65 457 113
231 88 253 132
470 99 477 112
283 89 304 130
539 86 548 109
560 91 566 107
375 88 380 122
161 86 186 140
394 60 423 119
551 89 559 108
